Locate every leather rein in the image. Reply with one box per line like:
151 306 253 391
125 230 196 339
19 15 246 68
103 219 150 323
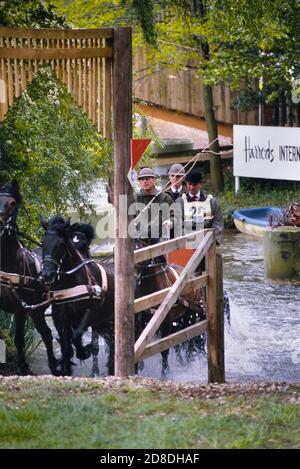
0 223 108 310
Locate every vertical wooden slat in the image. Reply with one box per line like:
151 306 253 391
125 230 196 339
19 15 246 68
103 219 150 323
67 39 72 94
39 38 43 66
0 36 8 118
83 40 87 115
62 38 67 84
78 54 83 107
92 39 97 126
78 58 82 106
57 41 61 81
73 57 78 104
88 39 93 120
7 40 14 106
70 40 76 102
12 38 20 98
28 38 33 83
55 39 60 80
97 39 101 132
103 37 112 138
46 38 52 69
32 38 38 74
20 39 26 92
13 57 20 98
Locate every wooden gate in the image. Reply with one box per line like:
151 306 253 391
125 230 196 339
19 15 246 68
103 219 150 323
134 230 225 383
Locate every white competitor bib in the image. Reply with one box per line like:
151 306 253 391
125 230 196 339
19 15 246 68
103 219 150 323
182 193 213 222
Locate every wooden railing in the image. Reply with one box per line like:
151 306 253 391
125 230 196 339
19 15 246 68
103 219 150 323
134 230 225 383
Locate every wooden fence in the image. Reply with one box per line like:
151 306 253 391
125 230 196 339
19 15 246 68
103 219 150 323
133 46 256 126
0 27 113 136
133 230 225 383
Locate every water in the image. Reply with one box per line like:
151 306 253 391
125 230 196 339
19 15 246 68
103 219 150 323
139 231 300 383
220 231 300 383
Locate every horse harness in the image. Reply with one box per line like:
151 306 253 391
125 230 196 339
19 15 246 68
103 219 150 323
0 196 108 309
0 249 108 311
30 259 108 311
0 230 43 294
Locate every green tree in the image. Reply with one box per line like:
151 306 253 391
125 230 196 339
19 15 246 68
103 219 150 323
137 0 224 192
0 66 111 238
52 0 225 191
205 0 300 125
0 0 68 28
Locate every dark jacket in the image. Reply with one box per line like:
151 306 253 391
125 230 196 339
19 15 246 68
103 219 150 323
133 188 175 242
164 184 187 202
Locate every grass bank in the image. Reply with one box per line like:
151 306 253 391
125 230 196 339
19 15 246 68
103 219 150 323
0 376 300 449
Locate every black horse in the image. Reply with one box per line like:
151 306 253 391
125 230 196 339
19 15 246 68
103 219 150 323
40 216 115 376
68 222 103 377
0 180 58 375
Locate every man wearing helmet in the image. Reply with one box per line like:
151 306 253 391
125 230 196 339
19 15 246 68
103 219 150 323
165 163 187 201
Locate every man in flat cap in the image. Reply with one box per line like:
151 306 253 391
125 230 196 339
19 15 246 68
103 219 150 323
178 168 224 244
165 163 186 201
132 167 177 244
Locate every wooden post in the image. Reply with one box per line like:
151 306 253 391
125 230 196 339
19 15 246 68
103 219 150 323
216 253 225 381
113 27 135 376
207 247 225 383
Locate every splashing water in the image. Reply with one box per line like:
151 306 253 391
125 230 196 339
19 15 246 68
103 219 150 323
140 231 300 383
30 230 300 383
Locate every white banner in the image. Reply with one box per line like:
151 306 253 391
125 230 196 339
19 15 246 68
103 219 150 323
233 125 300 181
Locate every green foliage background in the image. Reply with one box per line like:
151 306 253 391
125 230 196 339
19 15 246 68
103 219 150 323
0 67 112 238
0 0 68 28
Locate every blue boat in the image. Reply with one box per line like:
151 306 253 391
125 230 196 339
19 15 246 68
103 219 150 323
232 207 283 237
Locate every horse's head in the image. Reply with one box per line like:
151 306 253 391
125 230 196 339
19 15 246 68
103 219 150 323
0 179 22 226
69 222 95 258
41 216 70 284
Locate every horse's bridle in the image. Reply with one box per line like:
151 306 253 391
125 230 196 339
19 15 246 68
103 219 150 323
42 230 96 283
42 230 68 283
138 261 169 280
0 217 14 238
0 190 18 233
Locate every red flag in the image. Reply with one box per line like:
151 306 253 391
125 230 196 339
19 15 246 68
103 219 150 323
131 139 151 169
